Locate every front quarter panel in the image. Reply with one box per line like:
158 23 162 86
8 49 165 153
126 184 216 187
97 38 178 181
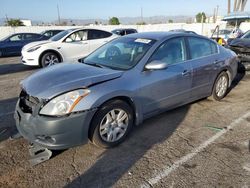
73 70 143 124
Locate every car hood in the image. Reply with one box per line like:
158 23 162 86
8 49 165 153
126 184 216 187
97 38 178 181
21 63 123 99
229 38 250 48
22 40 52 51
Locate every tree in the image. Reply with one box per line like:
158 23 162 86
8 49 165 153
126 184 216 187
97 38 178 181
109 17 120 25
136 22 146 25
5 19 24 26
195 12 206 23
168 19 173 23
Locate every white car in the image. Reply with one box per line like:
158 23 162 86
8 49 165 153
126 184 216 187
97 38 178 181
21 28 118 67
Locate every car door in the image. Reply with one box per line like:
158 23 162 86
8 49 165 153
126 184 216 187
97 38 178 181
140 37 193 116
4 34 24 55
59 30 89 61
87 29 113 53
186 37 219 99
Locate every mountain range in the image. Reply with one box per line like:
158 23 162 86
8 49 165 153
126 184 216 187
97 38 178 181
0 15 194 26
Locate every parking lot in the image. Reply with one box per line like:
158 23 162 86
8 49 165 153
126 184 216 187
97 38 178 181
0 57 249 187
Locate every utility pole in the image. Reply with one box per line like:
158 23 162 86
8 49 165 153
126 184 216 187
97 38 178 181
141 6 143 23
5 14 9 22
215 5 219 23
228 0 231 14
57 4 61 25
213 8 216 23
234 0 238 11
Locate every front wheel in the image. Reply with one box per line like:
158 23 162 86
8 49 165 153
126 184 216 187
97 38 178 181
41 52 61 67
212 71 229 101
89 100 134 148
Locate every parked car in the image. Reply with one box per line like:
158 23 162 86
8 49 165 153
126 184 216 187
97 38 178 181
0 33 47 57
169 29 197 34
21 28 117 67
15 32 238 150
228 30 250 71
40 30 64 39
111 28 138 36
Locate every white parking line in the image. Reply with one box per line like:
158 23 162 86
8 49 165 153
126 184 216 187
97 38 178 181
0 78 21 83
141 111 250 188
0 111 14 117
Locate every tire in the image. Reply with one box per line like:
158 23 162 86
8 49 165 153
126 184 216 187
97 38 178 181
89 100 134 148
41 52 61 67
0 49 3 57
212 71 229 101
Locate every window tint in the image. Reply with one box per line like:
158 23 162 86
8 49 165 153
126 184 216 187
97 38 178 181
88 30 112 40
24 34 40 40
188 37 218 59
65 30 87 42
126 29 136 35
9 34 23 41
149 37 187 65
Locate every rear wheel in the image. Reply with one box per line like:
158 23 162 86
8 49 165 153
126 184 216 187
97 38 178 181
41 52 61 67
89 100 134 148
212 71 229 101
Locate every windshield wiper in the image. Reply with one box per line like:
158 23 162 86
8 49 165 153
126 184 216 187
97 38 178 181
84 62 105 68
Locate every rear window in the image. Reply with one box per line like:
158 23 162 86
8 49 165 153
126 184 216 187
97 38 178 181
188 37 218 59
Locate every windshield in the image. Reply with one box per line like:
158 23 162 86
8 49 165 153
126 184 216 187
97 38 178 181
84 37 156 70
241 31 250 39
50 29 73 41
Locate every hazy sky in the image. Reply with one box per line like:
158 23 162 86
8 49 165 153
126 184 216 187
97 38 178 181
1 0 250 21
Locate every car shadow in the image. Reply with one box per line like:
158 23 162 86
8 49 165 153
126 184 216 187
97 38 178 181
0 97 19 143
65 104 190 188
0 63 39 75
227 71 245 93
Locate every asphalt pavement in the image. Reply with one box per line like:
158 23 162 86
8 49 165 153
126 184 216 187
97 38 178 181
0 57 250 188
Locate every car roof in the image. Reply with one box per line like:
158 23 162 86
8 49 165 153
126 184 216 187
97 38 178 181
122 31 196 40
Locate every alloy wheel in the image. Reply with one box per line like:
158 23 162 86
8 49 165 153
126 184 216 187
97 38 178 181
99 109 129 142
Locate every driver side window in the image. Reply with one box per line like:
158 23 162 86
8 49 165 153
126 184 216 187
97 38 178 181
149 37 186 66
65 30 87 42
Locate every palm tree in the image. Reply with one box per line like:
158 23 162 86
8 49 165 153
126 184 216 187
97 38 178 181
6 19 25 26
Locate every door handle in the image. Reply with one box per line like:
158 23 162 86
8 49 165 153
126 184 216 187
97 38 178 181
182 70 190 76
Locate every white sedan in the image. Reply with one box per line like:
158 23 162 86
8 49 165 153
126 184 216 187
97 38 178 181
21 28 118 67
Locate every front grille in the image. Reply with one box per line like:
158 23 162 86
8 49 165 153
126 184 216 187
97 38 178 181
19 90 39 114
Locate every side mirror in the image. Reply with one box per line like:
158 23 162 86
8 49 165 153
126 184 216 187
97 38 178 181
145 60 168 70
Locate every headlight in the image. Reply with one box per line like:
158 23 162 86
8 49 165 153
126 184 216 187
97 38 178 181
27 46 41 52
40 89 90 116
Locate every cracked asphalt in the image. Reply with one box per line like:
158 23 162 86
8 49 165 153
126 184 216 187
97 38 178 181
0 57 250 188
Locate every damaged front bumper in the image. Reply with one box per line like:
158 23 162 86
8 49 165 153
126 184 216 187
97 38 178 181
14 100 97 150
229 46 250 70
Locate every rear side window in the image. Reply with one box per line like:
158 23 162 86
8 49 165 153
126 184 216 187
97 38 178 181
88 30 112 40
188 37 218 59
24 34 40 40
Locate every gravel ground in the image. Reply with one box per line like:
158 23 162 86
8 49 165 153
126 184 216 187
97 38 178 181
0 57 249 188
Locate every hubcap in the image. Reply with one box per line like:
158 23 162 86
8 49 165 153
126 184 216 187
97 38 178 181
215 76 228 97
99 109 129 142
44 54 59 66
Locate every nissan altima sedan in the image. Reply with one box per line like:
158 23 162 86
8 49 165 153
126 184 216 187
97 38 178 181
15 32 238 149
